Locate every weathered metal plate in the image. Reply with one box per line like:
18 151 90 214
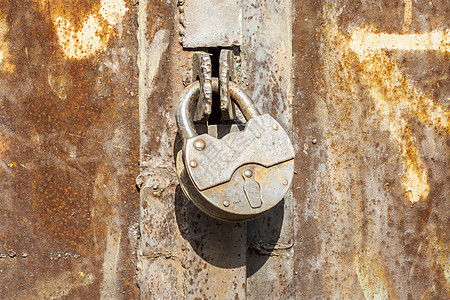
181 0 242 48
140 0 449 299
185 114 294 190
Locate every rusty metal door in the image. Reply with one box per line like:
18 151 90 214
0 0 448 299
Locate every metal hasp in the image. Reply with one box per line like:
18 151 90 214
219 49 237 120
192 52 212 121
181 0 242 48
175 78 295 222
193 49 237 121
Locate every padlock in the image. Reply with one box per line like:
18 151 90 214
176 78 294 222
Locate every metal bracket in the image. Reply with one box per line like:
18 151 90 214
219 49 237 120
192 52 212 121
181 0 242 48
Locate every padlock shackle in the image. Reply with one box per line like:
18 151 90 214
176 78 260 140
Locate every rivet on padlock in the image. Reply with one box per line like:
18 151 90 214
175 78 295 222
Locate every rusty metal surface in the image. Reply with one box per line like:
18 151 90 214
293 0 449 298
0 0 445 298
137 0 448 299
181 0 242 48
0 0 140 299
136 0 183 296
139 0 295 298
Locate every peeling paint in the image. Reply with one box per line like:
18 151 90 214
55 15 105 60
99 0 128 26
350 27 449 203
350 28 450 55
54 0 127 59
402 0 413 33
0 14 14 73
355 251 391 300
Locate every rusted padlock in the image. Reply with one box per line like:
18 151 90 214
176 78 294 222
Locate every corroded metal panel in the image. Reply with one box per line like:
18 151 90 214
0 0 139 298
293 0 449 298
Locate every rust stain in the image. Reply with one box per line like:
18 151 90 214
355 250 393 299
292 1 449 298
349 27 449 203
46 0 128 59
0 13 14 73
402 0 413 33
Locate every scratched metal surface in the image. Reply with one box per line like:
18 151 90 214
137 0 245 298
293 0 449 298
0 0 139 299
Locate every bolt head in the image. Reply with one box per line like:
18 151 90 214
282 179 289 186
255 132 261 139
272 124 279 131
189 160 198 168
193 139 205 151
244 169 253 178
312 138 317 144
223 200 230 207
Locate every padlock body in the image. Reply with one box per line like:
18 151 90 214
176 114 295 222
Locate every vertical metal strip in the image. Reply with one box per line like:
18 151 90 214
291 1 322 298
137 0 185 298
138 1 248 298
242 1 294 298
